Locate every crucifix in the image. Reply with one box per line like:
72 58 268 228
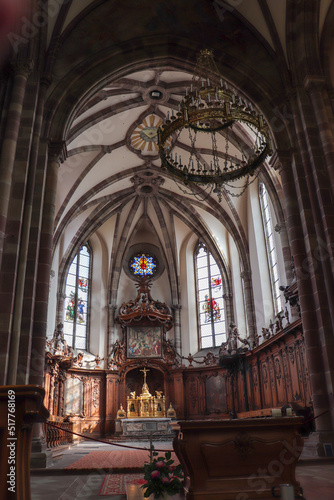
140 367 150 387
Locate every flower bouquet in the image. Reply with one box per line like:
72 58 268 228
141 446 183 498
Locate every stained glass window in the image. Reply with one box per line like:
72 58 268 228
130 253 157 277
195 242 226 349
63 245 91 349
259 183 282 314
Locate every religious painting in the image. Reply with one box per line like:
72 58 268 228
127 326 162 358
65 377 83 415
205 374 227 414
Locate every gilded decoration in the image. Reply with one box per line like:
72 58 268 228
118 367 172 418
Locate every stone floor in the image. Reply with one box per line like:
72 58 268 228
30 440 334 500
31 440 172 500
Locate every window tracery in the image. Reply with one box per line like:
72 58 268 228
63 244 91 349
259 183 282 314
195 242 226 349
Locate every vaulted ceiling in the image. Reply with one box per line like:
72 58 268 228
44 0 333 302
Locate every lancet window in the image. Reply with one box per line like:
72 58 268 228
195 242 226 349
259 182 282 314
63 244 91 349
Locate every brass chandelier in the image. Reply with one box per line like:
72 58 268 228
157 50 272 201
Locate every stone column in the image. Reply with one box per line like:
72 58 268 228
0 60 33 270
240 269 256 347
222 292 233 330
107 303 118 355
276 150 334 455
30 140 67 387
274 221 294 283
303 77 334 331
304 76 334 190
30 141 66 468
56 292 66 325
172 304 182 353
16 76 52 386
0 60 33 384
7 74 53 385
274 220 298 321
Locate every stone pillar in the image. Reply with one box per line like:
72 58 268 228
107 303 118 355
274 221 294 283
56 292 66 325
30 141 66 468
16 75 52 386
303 77 334 331
7 74 54 386
0 60 33 384
0 59 33 270
30 140 67 387
240 269 256 346
276 151 334 456
274 220 298 321
222 293 233 330
172 304 182 353
304 76 334 191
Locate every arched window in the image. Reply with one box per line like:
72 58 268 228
259 183 282 314
195 242 226 349
63 245 91 349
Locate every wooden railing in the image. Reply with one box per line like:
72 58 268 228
44 416 73 448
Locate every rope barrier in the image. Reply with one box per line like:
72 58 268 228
45 421 173 453
46 409 326 454
302 409 329 425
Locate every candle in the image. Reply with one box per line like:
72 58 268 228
280 484 295 500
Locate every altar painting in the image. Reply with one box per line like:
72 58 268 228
127 326 162 358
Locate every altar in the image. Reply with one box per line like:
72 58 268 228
120 417 174 438
115 366 176 439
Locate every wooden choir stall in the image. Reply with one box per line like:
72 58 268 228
43 276 310 498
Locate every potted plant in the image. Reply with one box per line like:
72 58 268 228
141 446 183 498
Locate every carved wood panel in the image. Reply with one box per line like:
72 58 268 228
260 360 272 407
185 374 205 417
203 372 227 415
44 325 311 440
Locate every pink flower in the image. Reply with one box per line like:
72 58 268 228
168 465 175 472
156 461 165 468
161 477 170 484
151 470 160 479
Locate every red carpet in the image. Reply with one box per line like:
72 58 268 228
99 473 146 495
66 449 179 471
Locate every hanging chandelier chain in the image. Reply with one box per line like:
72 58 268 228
211 131 220 174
